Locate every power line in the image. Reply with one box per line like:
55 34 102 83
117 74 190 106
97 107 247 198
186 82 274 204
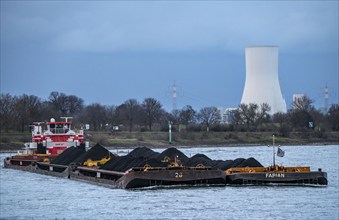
172 81 177 111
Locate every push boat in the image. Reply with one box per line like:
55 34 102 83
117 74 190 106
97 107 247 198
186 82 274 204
23 117 86 155
4 117 87 167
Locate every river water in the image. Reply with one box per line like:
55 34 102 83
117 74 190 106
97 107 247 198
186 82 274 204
1 145 338 220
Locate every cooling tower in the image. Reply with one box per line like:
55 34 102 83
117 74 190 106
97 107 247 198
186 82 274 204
241 46 287 114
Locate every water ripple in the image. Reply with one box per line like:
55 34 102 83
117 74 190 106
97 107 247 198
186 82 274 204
1 145 338 220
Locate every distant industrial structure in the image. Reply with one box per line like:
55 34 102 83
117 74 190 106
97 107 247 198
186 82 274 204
293 94 305 102
323 84 329 112
241 46 287 114
218 107 237 124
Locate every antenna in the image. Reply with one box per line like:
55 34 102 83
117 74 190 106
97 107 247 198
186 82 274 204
273 134 275 167
172 81 177 111
324 83 329 112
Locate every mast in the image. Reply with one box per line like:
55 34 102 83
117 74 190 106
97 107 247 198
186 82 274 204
172 81 177 111
168 121 172 144
273 134 275 167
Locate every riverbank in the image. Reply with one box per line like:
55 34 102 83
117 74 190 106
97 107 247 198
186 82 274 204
1 131 338 152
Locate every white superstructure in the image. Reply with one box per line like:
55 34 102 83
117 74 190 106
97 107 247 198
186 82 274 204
241 46 287 114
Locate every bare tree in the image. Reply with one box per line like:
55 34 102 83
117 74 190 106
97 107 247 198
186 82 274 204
292 95 314 111
142 98 163 131
233 103 271 130
235 103 258 129
289 95 315 129
170 109 181 125
117 99 141 132
255 103 271 125
15 94 42 132
49 91 68 115
48 92 83 116
67 95 84 114
179 105 196 126
327 104 339 131
0 93 17 132
105 105 118 130
198 107 221 132
80 103 107 131
272 112 287 125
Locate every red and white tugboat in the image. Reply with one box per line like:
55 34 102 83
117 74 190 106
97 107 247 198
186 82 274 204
22 117 85 156
22 117 87 156
4 117 88 169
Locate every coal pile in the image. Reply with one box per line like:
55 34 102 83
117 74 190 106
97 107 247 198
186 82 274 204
183 154 262 171
156 147 188 162
193 153 211 161
51 147 86 165
209 157 262 170
236 157 263 168
101 147 164 172
101 155 135 171
127 147 160 159
100 155 165 172
126 157 165 171
73 143 115 165
184 154 214 167
230 158 245 167
100 146 263 172
212 160 234 171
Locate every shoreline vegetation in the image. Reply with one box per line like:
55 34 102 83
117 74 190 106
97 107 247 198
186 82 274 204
1 92 339 154
1 131 338 152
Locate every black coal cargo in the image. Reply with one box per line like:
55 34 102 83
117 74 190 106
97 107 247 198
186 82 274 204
73 144 114 165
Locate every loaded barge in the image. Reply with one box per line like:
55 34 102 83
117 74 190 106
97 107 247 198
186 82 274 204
3 124 328 189
70 165 226 189
4 148 328 189
225 135 328 186
4 153 227 189
226 165 327 185
4 157 327 189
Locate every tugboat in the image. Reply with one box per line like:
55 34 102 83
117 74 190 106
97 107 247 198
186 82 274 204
22 117 86 155
225 135 328 185
4 117 88 169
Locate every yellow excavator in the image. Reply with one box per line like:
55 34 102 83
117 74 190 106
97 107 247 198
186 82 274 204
83 152 112 167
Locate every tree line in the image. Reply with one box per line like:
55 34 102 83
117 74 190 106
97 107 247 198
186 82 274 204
1 92 338 135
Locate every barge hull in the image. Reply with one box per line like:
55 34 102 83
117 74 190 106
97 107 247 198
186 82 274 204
4 158 328 188
117 169 226 189
4 159 70 178
227 171 328 185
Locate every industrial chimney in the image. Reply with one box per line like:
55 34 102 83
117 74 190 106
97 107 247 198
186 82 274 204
241 46 287 114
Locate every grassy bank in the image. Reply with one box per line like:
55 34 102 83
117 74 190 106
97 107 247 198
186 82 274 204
1 131 338 151
87 131 338 148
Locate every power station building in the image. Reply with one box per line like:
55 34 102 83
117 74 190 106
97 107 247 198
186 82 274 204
241 46 287 114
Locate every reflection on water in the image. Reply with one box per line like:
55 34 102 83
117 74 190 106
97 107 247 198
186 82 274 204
1 145 338 219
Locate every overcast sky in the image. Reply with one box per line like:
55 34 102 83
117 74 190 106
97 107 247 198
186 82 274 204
1 1 338 111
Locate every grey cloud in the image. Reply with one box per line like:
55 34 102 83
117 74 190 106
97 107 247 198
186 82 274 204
2 1 338 53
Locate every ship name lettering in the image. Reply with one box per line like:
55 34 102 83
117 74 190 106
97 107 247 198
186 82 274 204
265 173 285 178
